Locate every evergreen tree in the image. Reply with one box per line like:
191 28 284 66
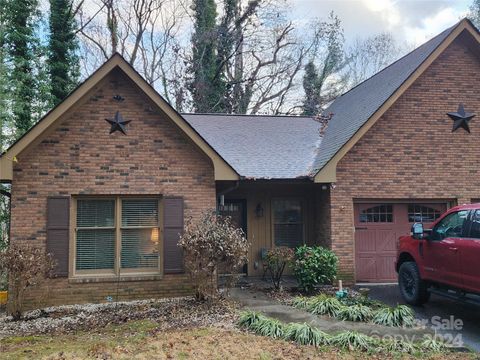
3 0 38 136
48 0 79 105
302 61 321 116
189 0 227 113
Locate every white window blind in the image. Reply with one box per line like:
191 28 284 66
76 199 116 271
121 199 159 269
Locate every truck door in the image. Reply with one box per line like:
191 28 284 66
458 209 480 293
421 210 468 287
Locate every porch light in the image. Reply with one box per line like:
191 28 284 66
255 203 264 218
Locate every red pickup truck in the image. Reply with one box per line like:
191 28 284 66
396 204 480 305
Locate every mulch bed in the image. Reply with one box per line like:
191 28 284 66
0 297 238 339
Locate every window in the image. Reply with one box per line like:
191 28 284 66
273 199 303 248
431 210 468 241
75 198 160 276
359 204 393 223
408 205 442 223
469 210 480 239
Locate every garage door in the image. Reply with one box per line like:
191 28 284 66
354 202 447 283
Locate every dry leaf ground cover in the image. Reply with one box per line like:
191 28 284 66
0 322 474 360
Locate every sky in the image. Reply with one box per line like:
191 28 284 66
290 0 471 47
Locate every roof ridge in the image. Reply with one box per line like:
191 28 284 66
181 112 315 119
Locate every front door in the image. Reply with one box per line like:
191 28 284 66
421 210 468 286
458 209 480 292
218 199 247 274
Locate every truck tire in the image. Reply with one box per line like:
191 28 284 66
398 261 430 305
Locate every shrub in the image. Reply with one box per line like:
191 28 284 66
283 322 329 346
178 210 249 301
0 245 55 319
237 310 266 328
372 305 415 328
250 317 286 339
330 331 377 351
420 335 447 352
307 294 343 317
292 245 338 293
264 247 294 290
337 304 374 322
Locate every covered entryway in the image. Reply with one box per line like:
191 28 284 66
354 202 447 283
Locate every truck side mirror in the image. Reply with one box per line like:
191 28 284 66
411 223 424 239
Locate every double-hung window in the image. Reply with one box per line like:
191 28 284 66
272 199 304 248
75 197 161 276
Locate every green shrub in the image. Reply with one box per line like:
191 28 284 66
372 305 415 328
420 335 447 352
337 304 374 322
283 322 329 346
291 296 310 309
251 317 285 339
292 245 338 293
307 295 343 317
330 331 377 351
339 294 384 309
237 310 266 328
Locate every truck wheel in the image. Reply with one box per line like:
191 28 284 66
398 261 430 305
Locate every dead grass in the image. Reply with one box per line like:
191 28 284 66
0 320 474 360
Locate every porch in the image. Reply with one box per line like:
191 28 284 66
216 181 331 277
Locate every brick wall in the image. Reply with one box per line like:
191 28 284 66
10 68 215 308
330 34 480 282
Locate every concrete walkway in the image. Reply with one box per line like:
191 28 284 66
230 287 433 340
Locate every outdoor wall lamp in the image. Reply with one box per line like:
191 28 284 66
255 203 264 218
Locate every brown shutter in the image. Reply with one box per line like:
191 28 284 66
46 197 70 277
163 197 184 274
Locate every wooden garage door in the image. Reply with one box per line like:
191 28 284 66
354 202 446 283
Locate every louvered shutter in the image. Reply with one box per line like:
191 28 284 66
163 197 184 274
46 197 70 277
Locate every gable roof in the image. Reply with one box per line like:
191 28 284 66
184 113 321 179
313 18 480 182
0 53 239 181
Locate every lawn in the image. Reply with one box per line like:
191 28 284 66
0 320 474 360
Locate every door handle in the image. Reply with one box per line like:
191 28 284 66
448 247 458 252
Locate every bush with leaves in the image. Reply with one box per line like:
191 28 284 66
284 322 329 346
292 245 338 293
372 304 415 328
264 247 294 290
0 245 55 319
307 294 343 317
178 210 249 301
338 304 374 322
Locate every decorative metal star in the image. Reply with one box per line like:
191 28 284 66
447 104 475 133
105 111 131 135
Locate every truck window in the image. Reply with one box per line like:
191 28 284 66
431 210 469 241
469 210 480 239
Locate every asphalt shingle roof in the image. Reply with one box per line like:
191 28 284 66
183 114 322 179
184 21 466 180
311 22 458 175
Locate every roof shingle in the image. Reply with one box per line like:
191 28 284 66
183 114 322 179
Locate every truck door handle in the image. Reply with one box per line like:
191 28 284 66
448 247 458 252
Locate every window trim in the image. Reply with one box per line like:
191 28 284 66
271 197 305 248
70 196 163 279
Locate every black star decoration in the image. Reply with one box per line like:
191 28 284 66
447 104 475 133
105 111 131 135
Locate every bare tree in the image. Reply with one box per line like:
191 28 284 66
346 32 401 87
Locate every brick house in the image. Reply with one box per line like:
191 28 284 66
2 18 480 307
